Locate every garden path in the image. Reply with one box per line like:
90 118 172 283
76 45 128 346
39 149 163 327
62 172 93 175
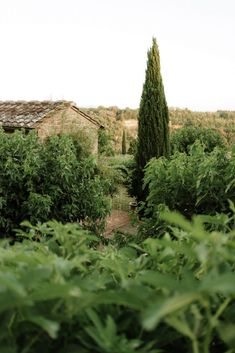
104 210 137 236
104 185 138 237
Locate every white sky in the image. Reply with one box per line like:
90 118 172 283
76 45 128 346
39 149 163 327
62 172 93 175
0 0 234 111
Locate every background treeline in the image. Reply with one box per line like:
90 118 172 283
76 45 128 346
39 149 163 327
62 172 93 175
83 107 235 153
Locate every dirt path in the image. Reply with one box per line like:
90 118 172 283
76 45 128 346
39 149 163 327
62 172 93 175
104 209 137 237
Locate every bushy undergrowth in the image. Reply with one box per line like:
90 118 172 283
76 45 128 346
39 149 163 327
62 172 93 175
101 154 135 192
142 143 235 235
0 129 111 237
1 214 235 352
98 129 115 156
171 126 226 154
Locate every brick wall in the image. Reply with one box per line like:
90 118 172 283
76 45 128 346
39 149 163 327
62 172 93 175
34 107 99 154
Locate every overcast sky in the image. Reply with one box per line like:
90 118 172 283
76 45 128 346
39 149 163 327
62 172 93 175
0 0 234 111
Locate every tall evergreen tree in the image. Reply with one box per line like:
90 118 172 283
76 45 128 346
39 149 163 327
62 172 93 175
134 38 169 201
121 129 127 155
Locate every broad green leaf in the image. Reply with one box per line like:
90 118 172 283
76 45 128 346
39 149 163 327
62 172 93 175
140 271 179 290
27 315 59 339
142 293 200 330
80 289 146 310
0 273 26 297
164 316 194 339
160 211 193 233
218 323 235 347
200 273 235 294
30 283 80 301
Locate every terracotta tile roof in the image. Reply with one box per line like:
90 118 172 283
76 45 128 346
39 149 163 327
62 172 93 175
0 100 101 129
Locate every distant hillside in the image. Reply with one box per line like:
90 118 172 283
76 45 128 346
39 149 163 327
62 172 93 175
82 107 235 152
82 107 138 153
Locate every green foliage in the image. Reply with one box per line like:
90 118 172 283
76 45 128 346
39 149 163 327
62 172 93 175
127 136 137 155
97 159 123 197
102 155 134 184
2 214 235 352
103 154 134 168
142 143 235 235
82 107 235 152
121 129 127 155
83 107 138 153
136 38 170 166
105 155 138 200
0 129 111 236
70 129 95 158
99 155 136 210
134 38 170 202
98 129 115 156
171 126 226 154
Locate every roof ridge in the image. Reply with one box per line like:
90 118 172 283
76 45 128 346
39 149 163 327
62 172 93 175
71 105 103 128
0 100 102 129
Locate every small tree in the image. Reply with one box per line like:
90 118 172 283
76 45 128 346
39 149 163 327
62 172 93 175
133 38 170 202
121 129 127 154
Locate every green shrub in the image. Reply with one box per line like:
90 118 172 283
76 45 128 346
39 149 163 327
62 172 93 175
101 155 135 189
1 214 235 352
142 143 235 236
70 129 95 158
97 159 122 197
98 129 115 156
127 136 137 155
0 129 111 237
171 126 226 154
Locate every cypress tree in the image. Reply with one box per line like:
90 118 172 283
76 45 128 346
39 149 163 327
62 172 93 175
121 129 127 154
134 37 170 201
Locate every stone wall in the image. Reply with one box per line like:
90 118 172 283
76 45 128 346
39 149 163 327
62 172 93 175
35 107 99 154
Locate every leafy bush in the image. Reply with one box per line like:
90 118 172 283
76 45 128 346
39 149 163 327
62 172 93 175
70 129 95 159
171 126 226 154
127 136 137 155
98 129 115 156
2 214 235 352
101 155 135 190
142 143 235 235
0 129 111 236
103 155 142 200
97 159 122 197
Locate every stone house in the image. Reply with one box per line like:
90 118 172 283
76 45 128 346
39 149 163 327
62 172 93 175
0 100 102 153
